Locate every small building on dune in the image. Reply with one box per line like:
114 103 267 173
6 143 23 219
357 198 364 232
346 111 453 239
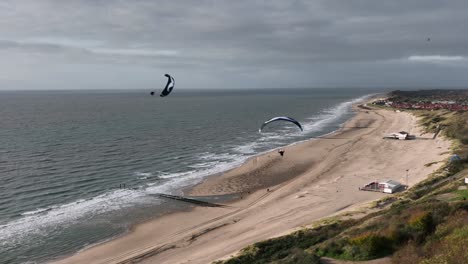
379 180 402 194
383 132 408 140
383 131 416 140
360 180 403 194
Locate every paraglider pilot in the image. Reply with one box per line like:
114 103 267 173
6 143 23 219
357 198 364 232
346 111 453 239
278 149 285 157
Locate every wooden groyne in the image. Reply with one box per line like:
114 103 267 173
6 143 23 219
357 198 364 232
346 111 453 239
154 193 230 208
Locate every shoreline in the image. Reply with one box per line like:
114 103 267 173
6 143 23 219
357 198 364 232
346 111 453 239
46 96 370 264
185 95 382 198
46 96 369 263
51 97 452 264
47 97 370 263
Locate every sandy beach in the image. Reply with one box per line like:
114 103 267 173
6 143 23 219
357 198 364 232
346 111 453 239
52 104 451 264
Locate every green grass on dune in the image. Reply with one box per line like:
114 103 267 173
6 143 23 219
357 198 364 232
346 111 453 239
452 189 468 201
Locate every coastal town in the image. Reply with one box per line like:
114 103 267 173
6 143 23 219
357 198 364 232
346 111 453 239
372 89 468 111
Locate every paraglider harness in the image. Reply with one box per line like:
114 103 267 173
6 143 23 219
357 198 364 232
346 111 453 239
278 149 285 156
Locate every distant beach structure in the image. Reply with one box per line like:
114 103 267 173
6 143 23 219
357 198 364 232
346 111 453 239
383 131 413 140
359 180 402 194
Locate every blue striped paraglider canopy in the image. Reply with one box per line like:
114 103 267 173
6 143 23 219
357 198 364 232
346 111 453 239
259 116 303 133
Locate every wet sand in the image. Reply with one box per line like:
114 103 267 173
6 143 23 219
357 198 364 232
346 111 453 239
51 104 451 264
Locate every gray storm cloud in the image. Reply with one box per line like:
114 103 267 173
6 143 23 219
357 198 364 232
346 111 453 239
0 0 467 90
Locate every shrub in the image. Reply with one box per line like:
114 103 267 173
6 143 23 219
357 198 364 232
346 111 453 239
420 226 468 264
315 240 346 257
391 241 423 264
277 248 320 264
432 210 468 240
381 223 406 244
408 211 433 233
221 221 354 264
345 232 393 259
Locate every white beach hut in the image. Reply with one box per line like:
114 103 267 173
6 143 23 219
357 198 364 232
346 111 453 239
380 180 402 193
383 132 408 140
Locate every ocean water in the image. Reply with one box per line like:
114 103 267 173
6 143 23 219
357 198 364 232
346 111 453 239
0 88 383 263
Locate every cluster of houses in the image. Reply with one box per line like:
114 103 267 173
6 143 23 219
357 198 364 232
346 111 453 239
372 99 468 111
390 102 468 111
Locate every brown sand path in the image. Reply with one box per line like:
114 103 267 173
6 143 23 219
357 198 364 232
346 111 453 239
51 106 451 264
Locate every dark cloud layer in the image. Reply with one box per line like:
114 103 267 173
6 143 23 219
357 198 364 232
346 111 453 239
1 0 468 90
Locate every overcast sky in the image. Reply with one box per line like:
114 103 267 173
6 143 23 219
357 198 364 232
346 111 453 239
1 0 468 90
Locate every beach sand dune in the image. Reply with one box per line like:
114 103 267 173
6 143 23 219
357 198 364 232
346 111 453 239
52 106 451 264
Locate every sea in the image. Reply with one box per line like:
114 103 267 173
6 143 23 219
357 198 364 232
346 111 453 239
0 88 385 264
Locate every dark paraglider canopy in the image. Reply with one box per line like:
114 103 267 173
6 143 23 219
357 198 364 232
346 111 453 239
259 116 303 133
160 74 175 97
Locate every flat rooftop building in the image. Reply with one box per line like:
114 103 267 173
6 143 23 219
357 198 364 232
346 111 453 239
380 180 402 194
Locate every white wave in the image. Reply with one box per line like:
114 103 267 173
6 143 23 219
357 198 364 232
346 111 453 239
228 93 374 158
232 142 257 154
0 188 150 248
134 172 153 180
259 134 284 141
156 170 197 179
301 95 371 134
144 149 248 194
134 172 152 177
20 207 51 216
188 161 220 169
198 152 239 161
146 154 248 194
